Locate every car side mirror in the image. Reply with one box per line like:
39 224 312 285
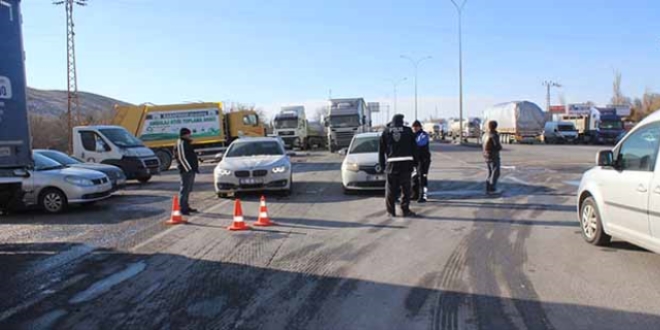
597 150 614 167
338 148 347 156
214 153 224 162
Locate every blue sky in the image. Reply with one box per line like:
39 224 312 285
21 0 660 123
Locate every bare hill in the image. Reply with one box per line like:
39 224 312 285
27 87 132 117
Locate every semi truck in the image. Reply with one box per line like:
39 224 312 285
325 98 371 152
560 104 625 145
449 119 481 142
113 102 266 171
1 0 32 212
482 101 546 144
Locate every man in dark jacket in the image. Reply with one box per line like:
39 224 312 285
411 120 431 203
176 128 199 215
483 120 503 194
379 114 418 217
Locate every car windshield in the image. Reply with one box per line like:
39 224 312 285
329 115 359 128
33 153 66 171
226 141 284 157
600 121 624 130
274 119 298 129
37 150 82 166
349 136 380 154
99 128 144 148
558 124 576 131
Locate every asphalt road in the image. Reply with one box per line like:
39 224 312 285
2 142 660 330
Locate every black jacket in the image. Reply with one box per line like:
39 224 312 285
176 138 199 173
415 130 431 163
483 131 502 161
379 124 418 173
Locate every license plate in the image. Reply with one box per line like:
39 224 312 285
240 178 263 185
368 175 384 181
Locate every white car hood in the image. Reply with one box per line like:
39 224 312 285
345 152 379 166
220 156 288 170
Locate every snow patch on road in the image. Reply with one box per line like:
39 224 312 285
69 261 146 304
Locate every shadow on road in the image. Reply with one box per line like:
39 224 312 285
1 242 659 329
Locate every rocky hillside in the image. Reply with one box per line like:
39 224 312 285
27 87 132 117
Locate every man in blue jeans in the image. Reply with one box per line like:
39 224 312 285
176 128 199 215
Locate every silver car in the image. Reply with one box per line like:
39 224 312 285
341 132 385 192
214 137 293 197
22 153 113 213
34 149 127 190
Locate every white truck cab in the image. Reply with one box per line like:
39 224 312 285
578 111 660 253
72 125 161 183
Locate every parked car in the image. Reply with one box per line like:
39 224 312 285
341 132 384 193
22 153 113 213
214 137 293 197
34 149 126 190
577 111 660 253
543 121 579 144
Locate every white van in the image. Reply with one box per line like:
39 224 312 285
577 111 660 253
72 126 161 183
543 121 578 144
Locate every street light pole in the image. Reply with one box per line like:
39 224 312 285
387 77 407 119
401 55 432 121
450 0 467 144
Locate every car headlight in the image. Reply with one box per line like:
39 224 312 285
343 162 360 172
272 166 288 173
65 176 94 187
216 168 232 176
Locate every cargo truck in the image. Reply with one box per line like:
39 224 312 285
482 101 546 144
560 104 625 145
1 0 32 212
273 106 307 149
450 119 481 142
113 103 265 171
325 98 371 152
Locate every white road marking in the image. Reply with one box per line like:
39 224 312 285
564 180 581 187
502 175 532 186
69 261 147 304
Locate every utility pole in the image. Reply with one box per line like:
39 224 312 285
450 0 467 144
53 0 87 153
400 55 432 121
543 80 562 112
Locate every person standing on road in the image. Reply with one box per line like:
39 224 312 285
379 114 418 217
483 120 502 194
411 120 431 203
176 128 199 215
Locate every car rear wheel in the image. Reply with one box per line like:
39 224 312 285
580 197 611 246
39 188 67 214
137 175 152 184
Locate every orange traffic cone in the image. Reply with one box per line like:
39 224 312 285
254 196 275 227
166 195 186 225
228 199 250 231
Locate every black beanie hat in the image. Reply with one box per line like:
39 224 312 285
180 128 191 137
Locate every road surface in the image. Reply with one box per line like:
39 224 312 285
2 143 659 330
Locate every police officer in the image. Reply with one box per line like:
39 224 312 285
411 120 431 203
379 114 418 217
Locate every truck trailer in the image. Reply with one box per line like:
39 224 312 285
113 103 266 171
0 0 32 212
482 101 546 144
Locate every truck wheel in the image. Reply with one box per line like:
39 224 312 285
39 188 68 214
137 175 152 184
156 149 173 172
